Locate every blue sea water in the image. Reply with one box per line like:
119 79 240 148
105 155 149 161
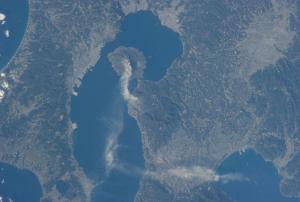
217 150 298 202
0 0 28 70
116 11 182 81
0 2 42 202
0 162 42 202
71 11 182 201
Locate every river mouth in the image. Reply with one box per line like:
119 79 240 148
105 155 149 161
71 10 183 201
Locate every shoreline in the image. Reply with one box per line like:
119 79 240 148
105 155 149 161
0 0 30 73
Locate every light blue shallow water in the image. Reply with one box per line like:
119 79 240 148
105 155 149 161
71 11 183 202
217 150 298 202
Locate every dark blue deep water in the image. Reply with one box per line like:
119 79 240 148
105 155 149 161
71 11 182 201
0 162 42 202
0 0 28 69
217 150 298 202
116 11 182 81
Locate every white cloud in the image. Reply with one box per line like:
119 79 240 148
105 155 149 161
0 13 5 21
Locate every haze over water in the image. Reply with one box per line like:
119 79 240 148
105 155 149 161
217 150 298 202
71 11 183 202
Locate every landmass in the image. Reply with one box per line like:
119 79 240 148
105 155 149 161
0 0 299 201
